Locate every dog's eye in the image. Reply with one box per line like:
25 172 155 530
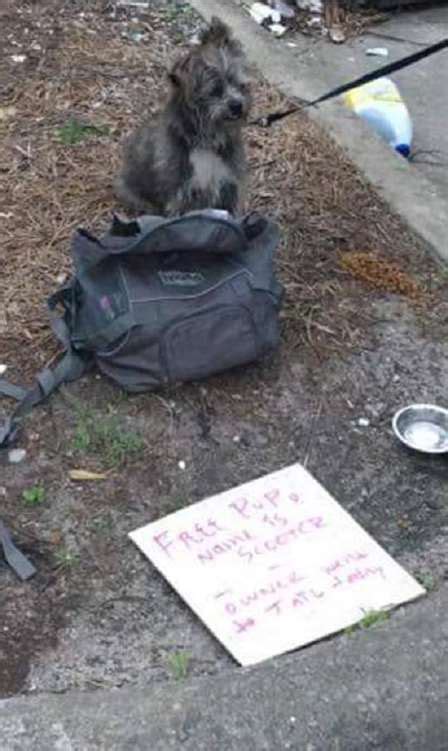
210 81 224 97
233 78 249 93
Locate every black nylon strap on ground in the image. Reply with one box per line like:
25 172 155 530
0 379 27 401
0 519 36 580
252 37 448 127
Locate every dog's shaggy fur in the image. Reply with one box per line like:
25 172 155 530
115 17 251 216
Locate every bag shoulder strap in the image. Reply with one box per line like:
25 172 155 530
0 289 91 448
0 519 37 580
0 348 91 447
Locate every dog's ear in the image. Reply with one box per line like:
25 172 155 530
168 59 181 88
168 53 204 99
168 53 191 88
199 16 242 55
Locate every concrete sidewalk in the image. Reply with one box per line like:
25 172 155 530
304 5 448 194
2 583 448 750
237 1 448 193
193 0 447 264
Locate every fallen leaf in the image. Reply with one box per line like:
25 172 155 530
50 529 63 546
69 469 108 481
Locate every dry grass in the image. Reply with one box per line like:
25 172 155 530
0 0 441 381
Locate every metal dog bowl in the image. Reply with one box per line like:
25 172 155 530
392 404 448 454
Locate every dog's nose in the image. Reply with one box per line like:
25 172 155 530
229 99 243 118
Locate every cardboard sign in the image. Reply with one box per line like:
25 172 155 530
130 463 424 666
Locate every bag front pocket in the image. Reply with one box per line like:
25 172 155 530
162 305 258 382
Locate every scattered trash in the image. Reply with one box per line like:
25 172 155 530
250 2 274 24
178 460 186 471
116 0 149 6
307 14 324 31
56 273 67 285
269 0 296 19
233 435 241 443
0 519 37 580
0 212 13 220
344 78 412 158
0 106 17 121
269 23 288 37
296 0 323 11
0 364 7 376
366 47 389 57
249 0 350 42
358 417 370 427
69 469 108 481
249 1 288 35
11 54 26 64
393 405 448 454
8 448 27 464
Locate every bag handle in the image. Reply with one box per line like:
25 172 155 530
72 211 266 272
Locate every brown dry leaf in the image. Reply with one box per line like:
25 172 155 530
49 528 62 546
69 469 108 481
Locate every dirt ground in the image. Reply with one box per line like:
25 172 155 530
1 0 448 699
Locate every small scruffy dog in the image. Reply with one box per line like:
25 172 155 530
115 17 251 216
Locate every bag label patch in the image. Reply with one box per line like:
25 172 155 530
158 270 205 287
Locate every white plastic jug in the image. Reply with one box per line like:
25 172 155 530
344 77 412 158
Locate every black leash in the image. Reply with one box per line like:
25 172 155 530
251 37 448 128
